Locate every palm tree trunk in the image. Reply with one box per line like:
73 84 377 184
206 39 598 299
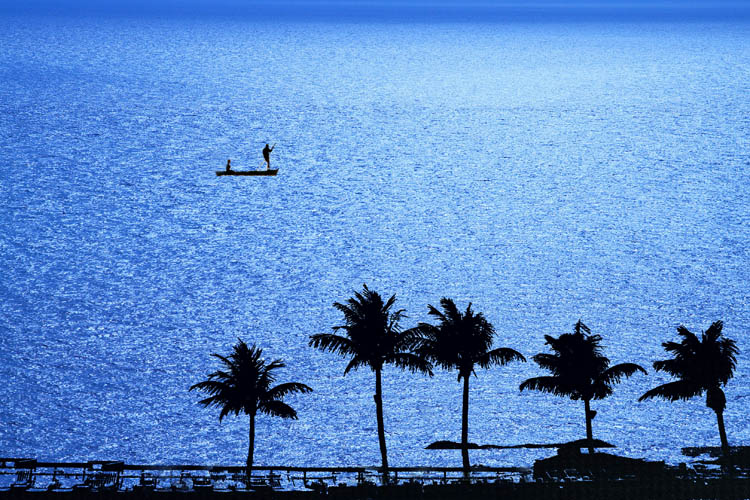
247 412 255 477
584 399 594 454
374 367 389 484
715 410 730 458
461 375 470 478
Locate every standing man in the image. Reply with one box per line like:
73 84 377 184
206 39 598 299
262 143 275 170
226 159 231 172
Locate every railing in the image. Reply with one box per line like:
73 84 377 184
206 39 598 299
0 459 532 492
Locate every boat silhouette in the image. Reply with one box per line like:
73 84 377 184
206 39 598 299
216 169 278 176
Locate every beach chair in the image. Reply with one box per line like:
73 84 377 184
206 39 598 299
171 472 192 491
209 470 227 482
81 472 119 490
192 475 213 491
134 472 156 492
228 471 248 490
267 472 282 488
11 469 34 490
46 470 65 492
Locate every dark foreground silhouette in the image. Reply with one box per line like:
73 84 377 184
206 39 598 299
3 474 750 500
411 298 525 477
189 341 312 474
426 438 615 450
520 321 646 454
640 320 738 458
3 453 750 499
310 285 432 483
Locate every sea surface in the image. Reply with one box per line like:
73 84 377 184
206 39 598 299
1 12 749 469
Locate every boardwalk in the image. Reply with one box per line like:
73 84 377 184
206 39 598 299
2 458 750 499
0 459 529 492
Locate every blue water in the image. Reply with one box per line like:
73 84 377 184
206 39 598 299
1 13 749 469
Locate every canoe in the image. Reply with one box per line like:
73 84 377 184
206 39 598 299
216 170 278 176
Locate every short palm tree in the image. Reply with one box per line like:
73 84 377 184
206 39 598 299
520 321 646 453
309 284 431 481
413 298 525 476
190 340 312 473
639 320 738 457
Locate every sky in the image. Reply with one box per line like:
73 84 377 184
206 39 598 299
1 0 748 19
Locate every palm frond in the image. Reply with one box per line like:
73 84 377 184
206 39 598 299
652 358 687 377
343 357 369 374
189 379 231 396
639 380 703 402
210 353 235 371
588 382 614 400
410 323 439 346
266 382 313 400
439 297 461 323
218 402 245 421
388 308 406 332
598 363 647 385
716 337 739 386
542 334 559 350
265 359 286 371
519 376 574 397
426 303 447 324
382 293 397 314
478 347 526 369
704 320 724 343
259 400 298 419
395 328 423 351
675 325 701 349
309 333 357 356
533 353 560 372
574 320 591 336
196 394 234 411
387 352 433 375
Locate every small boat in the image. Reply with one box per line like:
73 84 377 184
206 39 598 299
216 169 278 176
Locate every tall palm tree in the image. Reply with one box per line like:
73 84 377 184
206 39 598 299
309 284 431 481
190 339 312 474
413 298 525 476
639 320 738 457
520 321 646 454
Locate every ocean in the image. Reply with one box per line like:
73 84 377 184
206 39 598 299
0 11 748 469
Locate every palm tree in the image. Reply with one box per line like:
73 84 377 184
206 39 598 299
190 340 312 474
413 298 525 476
639 320 738 457
520 320 646 454
309 284 431 481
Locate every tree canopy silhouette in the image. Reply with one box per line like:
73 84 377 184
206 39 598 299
639 320 738 457
520 321 646 453
413 298 525 476
309 284 431 481
190 340 312 473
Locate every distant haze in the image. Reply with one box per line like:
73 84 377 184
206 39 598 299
2 0 749 19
